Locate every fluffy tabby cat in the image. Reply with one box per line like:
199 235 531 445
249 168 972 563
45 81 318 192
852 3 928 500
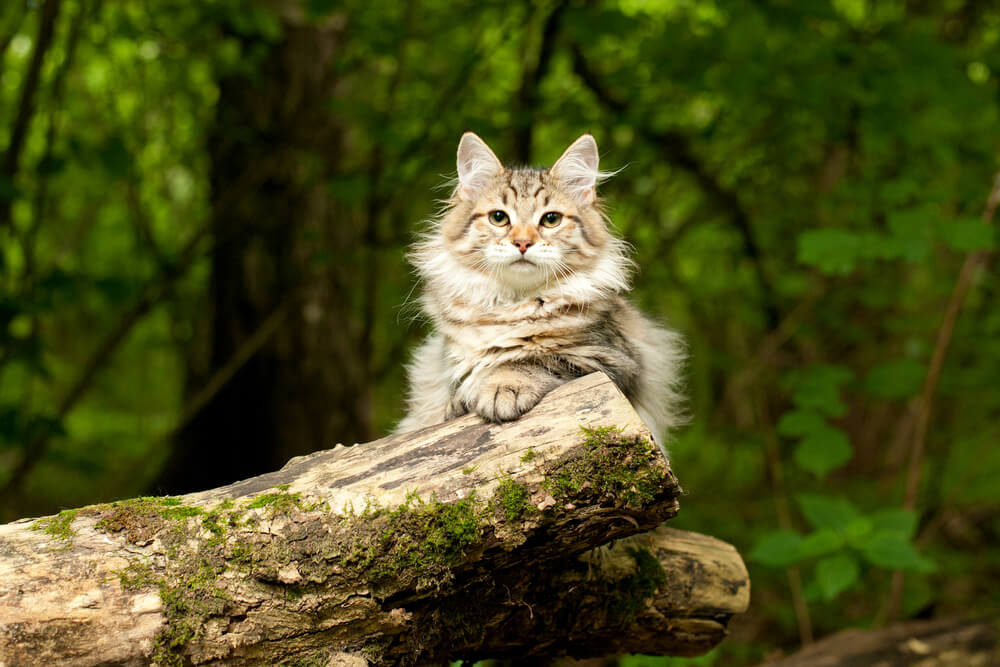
397 133 684 450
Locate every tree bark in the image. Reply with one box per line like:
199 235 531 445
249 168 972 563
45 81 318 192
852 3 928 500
0 373 748 666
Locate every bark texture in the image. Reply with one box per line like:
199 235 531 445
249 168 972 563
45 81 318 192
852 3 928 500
0 373 748 666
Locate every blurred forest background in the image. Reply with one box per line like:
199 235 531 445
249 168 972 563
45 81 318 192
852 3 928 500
1 0 998 663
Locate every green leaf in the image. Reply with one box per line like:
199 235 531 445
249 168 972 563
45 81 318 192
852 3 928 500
797 494 860 532
815 553 860 601
858 535 935 572
887 207 936 237
794 426 853 478
797 529 845 559
797 228 866 274
868 509 918 540
750 531 804 567
862 359 926 399
877 235 930 262
844 516 874 546
776 410 827 437
883 209 935 261
788 364 854 417
940 218 995 252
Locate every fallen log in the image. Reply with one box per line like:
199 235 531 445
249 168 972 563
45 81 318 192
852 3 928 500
0 372 749 666
762 616 998 667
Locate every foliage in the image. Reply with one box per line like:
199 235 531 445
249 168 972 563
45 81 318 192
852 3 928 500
3 0 1000 663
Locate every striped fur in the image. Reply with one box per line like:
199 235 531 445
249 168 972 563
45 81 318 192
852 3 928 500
397 133 685 451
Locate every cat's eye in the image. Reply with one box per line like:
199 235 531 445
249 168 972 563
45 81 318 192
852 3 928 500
540 211 563 228
489 210 509 226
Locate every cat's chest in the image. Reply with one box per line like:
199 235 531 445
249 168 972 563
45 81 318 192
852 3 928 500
437 296 609 355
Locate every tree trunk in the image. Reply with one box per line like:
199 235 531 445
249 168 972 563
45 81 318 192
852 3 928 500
157 6 373 494
0 373 748 666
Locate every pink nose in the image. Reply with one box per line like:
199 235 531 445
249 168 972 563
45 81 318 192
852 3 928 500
512 239 533 254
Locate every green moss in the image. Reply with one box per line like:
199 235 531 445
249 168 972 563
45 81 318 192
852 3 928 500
89 495 238 665
31 509 79 547
244 487 322 516
151 558 230 666
117 560 157 590
365 491 483 587
494 476 531 521
461 465 477 475
93 497 207 543
542 426 669 508
519 448 537 463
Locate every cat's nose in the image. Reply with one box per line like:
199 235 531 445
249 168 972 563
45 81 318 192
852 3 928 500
512 239 534 254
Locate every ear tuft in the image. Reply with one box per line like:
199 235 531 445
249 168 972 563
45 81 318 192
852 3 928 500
457 133 503 200
550 134 606 205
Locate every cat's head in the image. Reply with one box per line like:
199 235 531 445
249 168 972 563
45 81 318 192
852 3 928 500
418 133 628 302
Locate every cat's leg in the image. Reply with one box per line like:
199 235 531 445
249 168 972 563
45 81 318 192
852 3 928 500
457 363 562 423
395 334 456 433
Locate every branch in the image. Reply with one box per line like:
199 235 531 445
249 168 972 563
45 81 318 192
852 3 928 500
0 373 748 665
1 0 62 230
569 43 780 329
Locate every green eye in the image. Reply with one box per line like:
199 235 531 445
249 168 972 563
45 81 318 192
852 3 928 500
489 210 509 226
540 211 562 227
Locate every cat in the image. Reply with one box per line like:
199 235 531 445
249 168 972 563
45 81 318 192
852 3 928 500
396 132 684 452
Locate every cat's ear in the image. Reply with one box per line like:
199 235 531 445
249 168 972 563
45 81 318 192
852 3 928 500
550 134 601 205
457 132 503 200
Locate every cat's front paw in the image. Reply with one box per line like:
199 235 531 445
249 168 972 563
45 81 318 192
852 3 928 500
472 374 545 423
